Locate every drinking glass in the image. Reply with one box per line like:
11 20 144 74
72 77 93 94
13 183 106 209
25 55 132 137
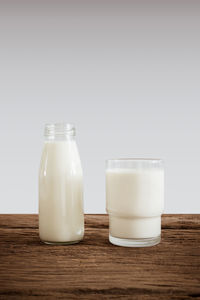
106 159 164 247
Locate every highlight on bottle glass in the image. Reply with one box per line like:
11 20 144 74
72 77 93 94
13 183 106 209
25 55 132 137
106 159 164 247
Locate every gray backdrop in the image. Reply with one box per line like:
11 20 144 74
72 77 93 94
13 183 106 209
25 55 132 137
0 0 200 213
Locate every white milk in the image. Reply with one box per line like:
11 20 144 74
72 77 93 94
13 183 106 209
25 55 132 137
106 168 164 239
39 140 84 243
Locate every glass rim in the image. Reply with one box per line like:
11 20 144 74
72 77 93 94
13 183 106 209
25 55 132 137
106 158 163 162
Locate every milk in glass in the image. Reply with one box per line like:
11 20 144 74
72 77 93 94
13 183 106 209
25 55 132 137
106 159 164 247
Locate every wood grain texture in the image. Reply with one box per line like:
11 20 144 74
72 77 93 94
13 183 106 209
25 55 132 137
0 214 199 299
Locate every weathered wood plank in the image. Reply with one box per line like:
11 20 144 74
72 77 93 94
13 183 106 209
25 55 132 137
0 214 199 299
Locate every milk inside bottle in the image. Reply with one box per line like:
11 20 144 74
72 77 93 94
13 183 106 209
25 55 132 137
39 123 84 244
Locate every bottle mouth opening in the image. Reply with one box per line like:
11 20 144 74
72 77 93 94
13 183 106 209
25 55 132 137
44 123 75 138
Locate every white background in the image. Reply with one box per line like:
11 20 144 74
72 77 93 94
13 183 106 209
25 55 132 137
0 0 200 213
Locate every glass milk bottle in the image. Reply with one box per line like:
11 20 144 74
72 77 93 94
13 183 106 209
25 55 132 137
39 123 84 244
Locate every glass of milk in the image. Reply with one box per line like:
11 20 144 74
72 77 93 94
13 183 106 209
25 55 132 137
106 159 164 247
39 123 84 244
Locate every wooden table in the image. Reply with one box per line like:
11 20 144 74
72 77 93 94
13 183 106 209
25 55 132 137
0 215 199 299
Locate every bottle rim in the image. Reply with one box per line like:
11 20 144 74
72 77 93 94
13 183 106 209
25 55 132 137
44 123 75 138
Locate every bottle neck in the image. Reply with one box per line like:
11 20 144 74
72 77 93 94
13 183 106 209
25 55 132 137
44 123 76 141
